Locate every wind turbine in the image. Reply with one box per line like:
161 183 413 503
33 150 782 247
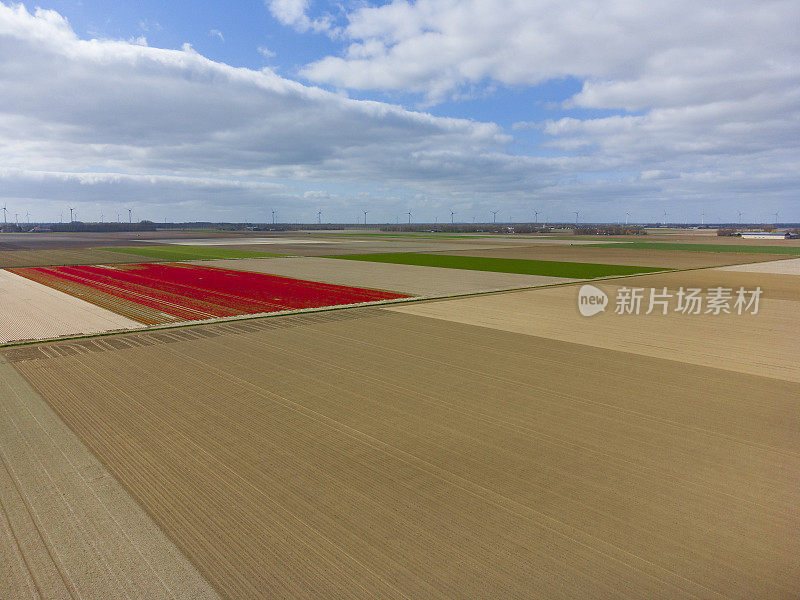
317 210 322 225
737 211 744 225
1 204 7 226
491 210 499 223
533 210 539 224
574 211 579 225
406 211 412 224
14 213 19 226
271 209 276 224
116 212 120 223
663 210 668 225
774 211 779 225
625 212 630 225
450 210 456 224
100 213 104 223
25 211 30 225
363 210 368 225
69 206 74 222
701 211 705 226
128 208 132 224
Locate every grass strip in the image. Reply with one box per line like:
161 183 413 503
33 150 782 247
99 245 287 261
326 252 666 278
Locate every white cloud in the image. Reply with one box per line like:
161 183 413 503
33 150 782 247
209 29 224 42
291 0 800 220
1 1 798 223
1 2 565 221
257 45 276 58
301 0 800 104
265 0 331 34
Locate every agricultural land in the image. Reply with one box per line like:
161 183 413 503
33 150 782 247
1 229 798 599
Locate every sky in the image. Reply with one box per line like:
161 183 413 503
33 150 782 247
0 0 798 224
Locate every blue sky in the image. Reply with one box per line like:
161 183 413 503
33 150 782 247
1 0 798 223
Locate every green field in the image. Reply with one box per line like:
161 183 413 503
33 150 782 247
100 245 287 261
328 253 666 278
593 242 800 255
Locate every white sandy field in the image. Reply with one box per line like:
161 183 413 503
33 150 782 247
716 257 800 275
197 256 582 296
0 269 145 344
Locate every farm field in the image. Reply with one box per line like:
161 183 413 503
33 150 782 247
0 268 144 343
10 263 409 326
312 232 627 244
717 257 800 275
436 245 781 268
0 356 219 599
636 233 800 246
216 239 517 256
389 269 800 382
101 245 287 261
329 252 666 277
5 308 798 599
199 257 581 296
0 230 249 251
0 247 161 268
592 241 800 254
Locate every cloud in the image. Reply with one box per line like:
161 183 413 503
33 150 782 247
257 45 276 58
301 0 800 103
291 0 800 220
209 29 224 42
1 1 798 223
265 0 331 34
0 2 562 221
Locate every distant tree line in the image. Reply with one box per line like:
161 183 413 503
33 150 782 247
48 221 158 233
379 224 554 234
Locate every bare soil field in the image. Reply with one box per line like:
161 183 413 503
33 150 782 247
435 245 780 268
0 355 219 599
389 269 800 382
638 234 800 246
717 257 800 275
0 248 160 268
8 309 799 599
0 230 246 251
0 269 144 344
198 257 580 296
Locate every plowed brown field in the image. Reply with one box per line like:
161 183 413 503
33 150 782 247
0 248 158 268
9 308 799 599
389 269 800 382
435 245 781 268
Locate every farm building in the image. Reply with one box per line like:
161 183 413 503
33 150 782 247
740 231 795 239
